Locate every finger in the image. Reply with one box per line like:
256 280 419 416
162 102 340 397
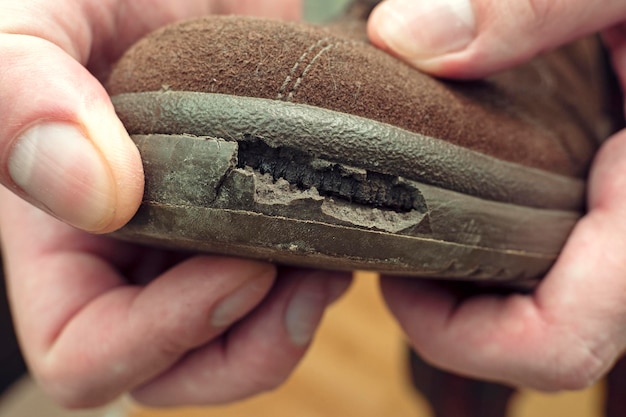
0 0 159 233
0 34 144 233
380 130 626 391
18 253 275 409
43 257 275 409
368 0 626 78
1 1 222 75
131 269 352 406
0 0 228 232
0 0 303 232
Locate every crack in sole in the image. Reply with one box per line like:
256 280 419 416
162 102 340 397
236 137 427 213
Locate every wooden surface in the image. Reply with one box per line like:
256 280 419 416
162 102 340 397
128 273 604 417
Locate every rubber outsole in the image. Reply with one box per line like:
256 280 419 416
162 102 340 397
110 91 583 282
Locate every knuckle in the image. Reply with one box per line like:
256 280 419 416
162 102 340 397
240 354 291 393
523 0 553 27
144 315 210 359
246 366 290 393
549 351 610 390
490 0 561 38
32 364 120 410
35 366 110 409
541 333 615 390
152 331 193 359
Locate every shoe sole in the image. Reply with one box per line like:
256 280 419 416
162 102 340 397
111 91 583 282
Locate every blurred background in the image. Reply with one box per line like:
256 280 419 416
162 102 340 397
305 0 352 22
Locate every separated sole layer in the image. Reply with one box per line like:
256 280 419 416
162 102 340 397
110 91 583 282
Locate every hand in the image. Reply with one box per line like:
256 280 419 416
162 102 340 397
0 0 351 408
368 0 626 390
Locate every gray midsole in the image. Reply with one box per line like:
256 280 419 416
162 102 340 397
117 204 555 281
113 133 579 280
112 91 586 211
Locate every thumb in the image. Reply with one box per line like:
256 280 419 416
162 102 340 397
368 0 626 78
0 35 143 233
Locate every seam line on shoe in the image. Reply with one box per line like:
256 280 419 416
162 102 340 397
287 43 336 101
277 38 333 100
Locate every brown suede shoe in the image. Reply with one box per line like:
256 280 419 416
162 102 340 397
106 9 618 282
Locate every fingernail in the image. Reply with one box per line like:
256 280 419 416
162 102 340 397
375 0 476 61
211 275 272 327
8 122 115 231
285 275 329 347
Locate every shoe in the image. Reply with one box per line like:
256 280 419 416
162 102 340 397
106 1 619 282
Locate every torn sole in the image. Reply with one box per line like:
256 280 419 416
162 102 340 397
111 92 582 282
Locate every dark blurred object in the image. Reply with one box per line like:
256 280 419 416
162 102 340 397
408 349 514 417
0 260 27 394
410 347 626 417
605 355 626 417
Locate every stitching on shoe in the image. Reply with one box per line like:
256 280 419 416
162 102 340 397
277 38 335 100
277 39 361 102
277 38 331 99
286 43 336 101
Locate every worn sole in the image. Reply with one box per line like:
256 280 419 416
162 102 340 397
111 91 583 282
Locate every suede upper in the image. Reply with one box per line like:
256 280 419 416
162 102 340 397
107 16 614 178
